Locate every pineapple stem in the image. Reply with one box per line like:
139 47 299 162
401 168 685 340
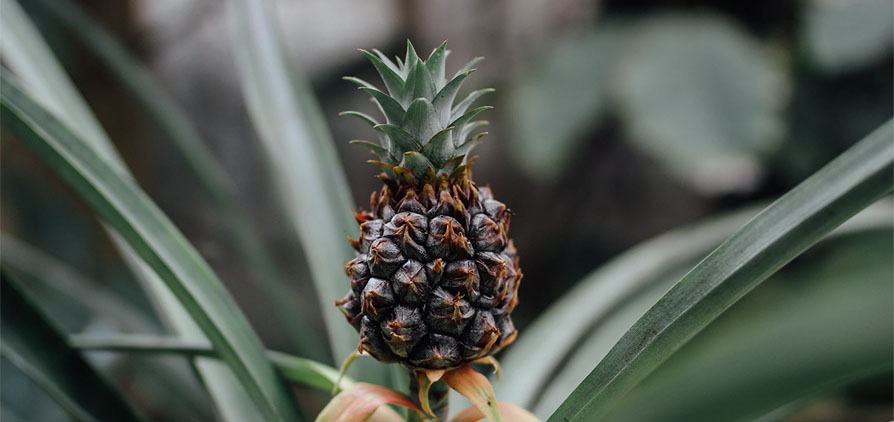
408 371 449 421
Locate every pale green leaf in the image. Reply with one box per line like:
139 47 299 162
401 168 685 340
506 24 624 180
613 14 789 194
225 0 394 386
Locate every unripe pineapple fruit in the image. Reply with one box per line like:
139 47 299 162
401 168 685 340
336 41 521 370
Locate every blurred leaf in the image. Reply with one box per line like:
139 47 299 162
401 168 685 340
531 201 892 416
548 120 893 421
506 24 626 180
1 404 28 422
268 350 355 393
111 210 267 422
70 333 354 393
314 383 417 422
1 235 218 421
443 365 502 422
1 76 301 422
802 0 894 73
1 234 157 333
498 206 761 407
0 0 126 174
0 271 144 421
613 14 789 194
451 402 539 422
603 230 893 421
28 0 325 360
1 4 286 419
226 0 394 385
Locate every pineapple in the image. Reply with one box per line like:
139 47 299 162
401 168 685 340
335 41 521 371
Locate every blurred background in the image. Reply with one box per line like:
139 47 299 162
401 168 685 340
2 0 892 420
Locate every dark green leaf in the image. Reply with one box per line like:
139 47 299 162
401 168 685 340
549 120 893 421
31 0 324 360
68 334 355 393
1 76 301 422
604 231 893 421
0 271 144 421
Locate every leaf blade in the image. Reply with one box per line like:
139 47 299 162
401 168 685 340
0 271 144 421
1 76 300 422
548 120 894 421
603 230 894 421
225 2 393 387
28 0 326 359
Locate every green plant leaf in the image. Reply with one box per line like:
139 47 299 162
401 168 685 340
0 234 157 333
530 201 893 417
225 1 392 386
1 76 301 422
267 350 355 393
506 24 625 181
1 4 298 419
68 333 355 393
548 120 893 421
498 205 762 407
1 234 221 421
0 0 125 174
802 0 894 73
0 270 144 421
603 230 893 421
613 14 789 194
28 0 326 359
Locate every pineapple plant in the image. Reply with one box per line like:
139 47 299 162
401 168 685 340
335 41 521 372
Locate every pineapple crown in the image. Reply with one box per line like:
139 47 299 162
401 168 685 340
342 40 493 181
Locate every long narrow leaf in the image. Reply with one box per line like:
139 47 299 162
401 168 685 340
1 76 300 422
0 0 125 174
0 234 157 333
1 235 219 421
532 201 893 416
111 228 266 422
68 333 355 393
0 271 143 421
226 0 392 383
28 0 323 359
0 6 286 419
498 206 761 406
603 230 893 421
549 120 893 421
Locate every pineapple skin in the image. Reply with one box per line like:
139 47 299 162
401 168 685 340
337 171 519 369
335 40 520 370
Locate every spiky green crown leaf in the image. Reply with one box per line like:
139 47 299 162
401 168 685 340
342 40 494 179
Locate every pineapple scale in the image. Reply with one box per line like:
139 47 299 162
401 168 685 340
336 174 520 370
